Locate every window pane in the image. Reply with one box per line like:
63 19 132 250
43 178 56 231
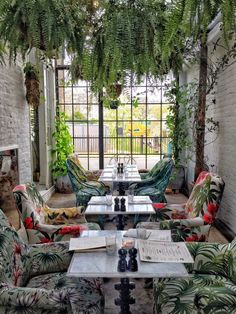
149 121 161 137
132 105 146 120
147 105 161 120
132 86 146 103
74 138 88 154
104 122 117 136
88 105 99 120
73 87 87 103
104 108 117 120
117 105 131 120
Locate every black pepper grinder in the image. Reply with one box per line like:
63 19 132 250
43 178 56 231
128 248 138 272
117 248 128 272
114 197 120 211
120 197 126 212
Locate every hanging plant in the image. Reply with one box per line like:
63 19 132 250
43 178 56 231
0 0 84 59
71 0 166 91
23 62 40 107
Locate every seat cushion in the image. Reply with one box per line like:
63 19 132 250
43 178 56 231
27 272 104 313
154 274 235 314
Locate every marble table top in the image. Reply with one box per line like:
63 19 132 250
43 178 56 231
85 196 155 215
98 165 141 183
67 230 189 278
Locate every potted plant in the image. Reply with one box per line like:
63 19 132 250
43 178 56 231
51 111 73 193
165 81 192 192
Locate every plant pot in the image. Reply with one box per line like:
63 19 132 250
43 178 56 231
54 174 73 193
169 166 186 191
106 83 122 99
109 99 120 109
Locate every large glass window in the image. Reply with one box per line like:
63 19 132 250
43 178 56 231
56 67 173 170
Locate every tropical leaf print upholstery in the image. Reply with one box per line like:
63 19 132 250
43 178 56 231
13 183 100 244
154 239 236 314
0 216 104 313
137 171 225 241
139 158 171 180
69 154 102 181
66 158 109 206
132 158 174 203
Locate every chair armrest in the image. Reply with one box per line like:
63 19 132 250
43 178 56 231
138 169 149 173
0 284 67 310
195 286 236 311
28 241 73 276
186 241 231 275
160 217 205 229
44 206 86 224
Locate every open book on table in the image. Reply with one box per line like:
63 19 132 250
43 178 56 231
69 236 106 252
138 240 194 263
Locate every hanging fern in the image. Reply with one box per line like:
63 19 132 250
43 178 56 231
71 0 167 91
160 0 236 66
0 0 84 60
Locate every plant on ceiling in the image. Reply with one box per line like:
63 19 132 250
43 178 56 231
23 62 40 107
0 0 85 60
70 0 167 92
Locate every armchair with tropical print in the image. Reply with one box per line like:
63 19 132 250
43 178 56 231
154 238 236 313
139 158 172 180
66 158 109 206
137 171 225 242
13 183 100 244
68 154 102 181
0 211 104 313
131 158 174 203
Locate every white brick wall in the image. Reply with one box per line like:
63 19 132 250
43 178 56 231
0 64 32 183
183 32 236 234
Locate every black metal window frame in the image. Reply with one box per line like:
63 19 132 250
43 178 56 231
55 65 172 170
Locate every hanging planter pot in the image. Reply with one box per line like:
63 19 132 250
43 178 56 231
109 99 120 109
106 83 122 99
24 62 40 107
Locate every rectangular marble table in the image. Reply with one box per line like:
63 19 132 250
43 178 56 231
67 230 189 313
67 230 188 279
99 165 141 183
86 196 154 215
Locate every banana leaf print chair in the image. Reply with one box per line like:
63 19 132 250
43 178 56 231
137 171 225 242
69 154 101 181
13 183 100 244
139 158 171 180
130 158 174 203
154 238 236 313
0 209 104 313
66 158 109 206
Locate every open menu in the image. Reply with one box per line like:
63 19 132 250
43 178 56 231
138 240 194 263
123 229 171 241
69 237 106 252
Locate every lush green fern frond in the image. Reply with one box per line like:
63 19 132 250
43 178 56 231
71 0 166 91
0 0 85 60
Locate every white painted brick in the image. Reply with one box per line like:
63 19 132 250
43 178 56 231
184 40 236 234
0 63 32 183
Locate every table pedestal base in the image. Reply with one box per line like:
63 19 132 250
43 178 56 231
116 214 125 230
115 278 135 314
118 183 126 196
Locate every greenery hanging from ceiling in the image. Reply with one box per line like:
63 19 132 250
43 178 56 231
0 0 85 60
160 0 236 64
70 0 168 92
